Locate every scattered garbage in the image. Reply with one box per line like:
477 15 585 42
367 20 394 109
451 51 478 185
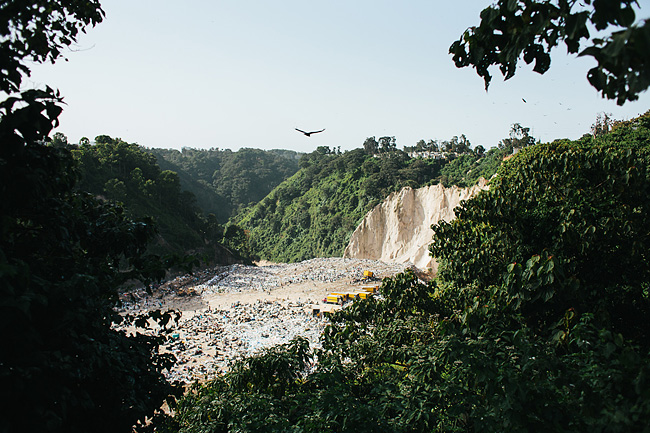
114 258 410 384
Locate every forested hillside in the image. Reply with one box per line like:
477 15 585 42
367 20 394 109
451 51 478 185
234 139 504 262
149 147 301 222
167 111 650 433
69 135 235 261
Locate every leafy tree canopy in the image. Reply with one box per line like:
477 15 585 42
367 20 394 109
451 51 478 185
0 0 104 93
498 122 538 152
0 131 184 432
450 0 650 104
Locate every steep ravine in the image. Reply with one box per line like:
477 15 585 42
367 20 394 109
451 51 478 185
343 178 489 272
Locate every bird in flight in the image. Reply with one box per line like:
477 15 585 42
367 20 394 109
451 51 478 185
295 128 325 137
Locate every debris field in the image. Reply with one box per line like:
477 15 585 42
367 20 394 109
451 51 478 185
116 258 410 383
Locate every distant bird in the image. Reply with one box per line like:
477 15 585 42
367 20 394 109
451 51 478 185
295 128 325 137
522 98 527 103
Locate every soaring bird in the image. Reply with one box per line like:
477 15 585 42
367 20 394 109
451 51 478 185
295 128 325 137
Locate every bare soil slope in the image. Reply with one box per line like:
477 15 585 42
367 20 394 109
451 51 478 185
344 179 489 272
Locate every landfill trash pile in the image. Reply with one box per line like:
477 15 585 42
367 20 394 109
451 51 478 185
116 258 411 384
162 299 324 383
193 257 408 295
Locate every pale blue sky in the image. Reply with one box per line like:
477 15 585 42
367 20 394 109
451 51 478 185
29 0 650 152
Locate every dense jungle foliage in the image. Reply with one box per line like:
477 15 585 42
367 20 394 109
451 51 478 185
149 147 301 222
69 136 209 251
234 140 505 263
1 2 184 432
165 111 650 433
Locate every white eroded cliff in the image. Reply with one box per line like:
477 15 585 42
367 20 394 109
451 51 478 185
343 179 489 272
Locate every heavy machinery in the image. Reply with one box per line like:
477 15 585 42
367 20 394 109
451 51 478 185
324 290 375 304
326 294 344 304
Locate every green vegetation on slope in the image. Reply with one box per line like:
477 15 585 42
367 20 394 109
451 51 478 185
66 132 512 264
166 111 650 433
66 130 515 265
148 147 301 222
235 140 504 263
234 146 436 262
70 135 237 262
68 136 303 262
437 123 537 187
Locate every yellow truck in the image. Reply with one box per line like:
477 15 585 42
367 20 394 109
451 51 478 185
326 294 344 304
325 290 375 304
341 291 374 301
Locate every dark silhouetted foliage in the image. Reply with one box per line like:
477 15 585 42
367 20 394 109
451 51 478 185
450 0 650 104
0 3 184 432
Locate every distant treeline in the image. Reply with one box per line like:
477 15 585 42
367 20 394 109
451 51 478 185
148 147 301 222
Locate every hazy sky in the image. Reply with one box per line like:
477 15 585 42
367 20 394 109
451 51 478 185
28 0 650 152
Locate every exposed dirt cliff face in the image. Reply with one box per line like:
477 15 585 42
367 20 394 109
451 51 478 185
343 179 489 272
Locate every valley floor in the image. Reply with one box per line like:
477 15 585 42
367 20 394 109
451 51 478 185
116 258 410 383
